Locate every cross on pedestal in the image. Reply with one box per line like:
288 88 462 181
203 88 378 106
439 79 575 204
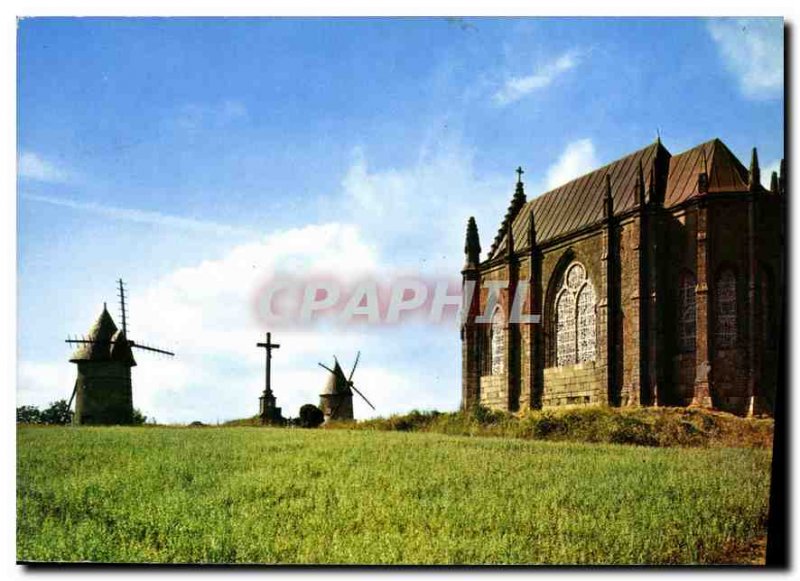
256 332 282 424
516 166 525 184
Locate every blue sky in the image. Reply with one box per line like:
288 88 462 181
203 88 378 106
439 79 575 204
17 17 784 423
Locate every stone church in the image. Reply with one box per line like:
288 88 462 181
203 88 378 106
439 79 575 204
461 138 784 417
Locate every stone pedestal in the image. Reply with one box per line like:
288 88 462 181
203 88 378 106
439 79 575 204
259 391 284 425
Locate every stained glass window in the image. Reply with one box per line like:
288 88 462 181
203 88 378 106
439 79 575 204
556 291 576 366
577 284 597 363
566 263 585 292
715 269 737 350
491 308 505 375
554 262 595 366
679 271 696 353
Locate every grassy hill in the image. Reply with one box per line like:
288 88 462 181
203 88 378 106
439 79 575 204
332 406 774 448
18 424 771 564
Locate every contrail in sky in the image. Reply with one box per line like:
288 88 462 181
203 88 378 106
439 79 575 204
21 192 256 237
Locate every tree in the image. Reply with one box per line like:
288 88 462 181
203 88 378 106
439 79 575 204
17 405 41 424
39 400 73 425
132 408 147 425
298 404 324 428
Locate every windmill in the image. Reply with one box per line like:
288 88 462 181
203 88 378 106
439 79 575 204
65 278 174 425
318 352 375 422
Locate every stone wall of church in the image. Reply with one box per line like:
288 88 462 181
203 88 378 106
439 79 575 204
538 230 608 407
661 204 698 405
462 190 783 418
618 215 642 407
477 260 512 410
479 374 506 408
517 257 533 409
754 195 783 414
708 197 755 415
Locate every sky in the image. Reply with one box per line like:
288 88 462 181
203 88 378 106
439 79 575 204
17 17 784 424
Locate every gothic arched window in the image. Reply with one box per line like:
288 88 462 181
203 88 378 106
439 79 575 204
491 307 505 375
554 262 596 366
577 284 597 363
556 290 576 366
679 271 696 353
715 269 737 350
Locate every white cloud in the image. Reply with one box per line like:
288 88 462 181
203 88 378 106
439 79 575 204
18 151 70 183
18 138 606 424
124 223 381 423
708 18 783 99
336 141 510 273
17 360 75 409
121 139 605 423
493 49 583 106
22 192 255 237
543 138 599 191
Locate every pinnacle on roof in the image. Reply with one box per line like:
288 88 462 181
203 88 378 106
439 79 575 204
463 216 481 270
603 173 614 219
488 168 528 257
636 160 646 207
648 158 658 202
527 206 537 249
506 217 515 257
770 171 779 194
749 147 761 192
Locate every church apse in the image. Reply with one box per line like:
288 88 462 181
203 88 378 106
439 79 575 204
461 138 783 417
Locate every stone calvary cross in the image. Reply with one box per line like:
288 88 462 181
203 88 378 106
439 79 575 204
256 332 283 424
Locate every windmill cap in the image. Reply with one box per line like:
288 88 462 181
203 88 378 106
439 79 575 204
109 329 137 366
321 361 352 395
69 306 118 362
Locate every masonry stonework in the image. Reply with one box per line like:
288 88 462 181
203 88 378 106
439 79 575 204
461 138 783 417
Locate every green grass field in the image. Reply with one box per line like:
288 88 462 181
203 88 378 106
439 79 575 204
17 426 771 565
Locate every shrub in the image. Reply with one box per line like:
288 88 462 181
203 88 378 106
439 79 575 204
17 405 42 424
298 404 325 428
608 415 659 447
342 406 773 449
39 400 73 426
470 405 507 425
132 409 148 425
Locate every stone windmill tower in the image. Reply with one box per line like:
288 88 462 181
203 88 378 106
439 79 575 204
318 353 374 422
66 279 174 425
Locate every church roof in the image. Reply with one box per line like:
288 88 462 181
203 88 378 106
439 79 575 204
489 138 757 259
664 138 750 206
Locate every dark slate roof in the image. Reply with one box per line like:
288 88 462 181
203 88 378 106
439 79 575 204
490 141 664 257
488 138 754 259
664 138 750 206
